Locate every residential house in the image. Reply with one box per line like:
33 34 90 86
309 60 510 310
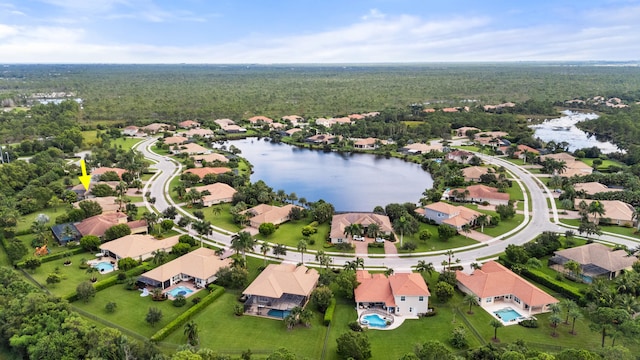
455 126 480 137
75 213 147 239
222 124 247 133
214 119 236 128
355 270 430 316
400 143 443 154
573 182 621 196
281 115 304 125
172 143 210 155
99 234 179 261
74 196 120 214
450 185 510 206
184 128 214 138
242 264 319 318
122 126 142 137
178 120 200 129
315 117 351 127
162 136 188 146
417 202 481 230
573 199 635 226
483 102 516 111
456 261 558 318
549 243 636 282
539 152 593 177
186 183 237 206
305 134 336 144
349 114 365 120
284 128 302 137
51 223 82 245
462 166 490 182
91 167 127 181
240 204 301 228
191 153 229 164
330 213 393 244
138 247 232 289
423 108 436 113
446 150 474 164
269 122 285 130
442 107 459 113
183 167 232 179
354 137 383 150
500 145 539 161
141 123 171 134
474 131 509 148
247 116 273 124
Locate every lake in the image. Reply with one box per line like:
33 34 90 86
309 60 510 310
219 138 433 212
531 110 621 154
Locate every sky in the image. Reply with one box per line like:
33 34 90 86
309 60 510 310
1 0 639 63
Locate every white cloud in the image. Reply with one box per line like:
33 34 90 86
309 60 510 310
361 8 386 20
1 8 640 63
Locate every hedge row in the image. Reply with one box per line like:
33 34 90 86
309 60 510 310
323 298 336 326
150 285 225 342
498 256 584 303
16 247 86 268
65 263 154 302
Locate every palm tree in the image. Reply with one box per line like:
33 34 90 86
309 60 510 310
231 231 254 261
490 318 503 341
393 216 410 246
143 212 159 234
384 268 394 277
343 223 362 240
463 293 478 314
259 241 271 267
416 260 435 278
173 183 186 199
445 250 455 271
212 206 222 217
461 224 471 239
633 207 640 232
152 250 169 266
192 220 212 247
476 215 489 233
297 240 307 264
315 250 332 269
354 257 365 270
588 200 606 225
615 293 640 315
183 320 199 346
550 313 562 337
366 223 380 238
563 260 582 280
568 307 583 335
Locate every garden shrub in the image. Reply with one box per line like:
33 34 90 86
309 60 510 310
150 285 225 342
17 247 85 268
519 319 539 328
348 321 363 332
323 298 336 326
173 295 187 307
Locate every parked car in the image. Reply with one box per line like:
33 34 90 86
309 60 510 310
353 236 365 241
375 237 385 243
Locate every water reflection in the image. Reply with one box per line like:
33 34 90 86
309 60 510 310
531 110 621 154
218 138 433 212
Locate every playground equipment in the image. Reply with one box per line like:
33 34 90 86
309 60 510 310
34 244 50 256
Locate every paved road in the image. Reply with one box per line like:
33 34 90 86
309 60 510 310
136 138 640 272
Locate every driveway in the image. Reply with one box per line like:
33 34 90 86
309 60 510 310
384 240 398 255
354 239 369 255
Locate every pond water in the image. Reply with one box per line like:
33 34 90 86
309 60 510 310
220 138 433 212
531 110 621 154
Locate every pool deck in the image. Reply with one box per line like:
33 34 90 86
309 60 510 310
87 256 118 274
483 304 530 326
162 282 201 300
357 308 415 330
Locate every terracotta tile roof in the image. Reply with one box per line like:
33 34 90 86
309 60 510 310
462 166 489 180
178 120 200 128
456 261 558 307
453 184 510 202
92 167 127 179
442 107 459 113
124 125 139 131
553 243 636 273
142 123 171 132
423 108 436 113
99 234 179 260
247 116 273 124
175 143 210 155
243 264 319 298
73 196 120 213
539 152 576 162
424 201 459 215
349 114 365 120
185 128 214 137
241 204 300 225
75 212 128 237
355 271 430 306
191 153 229 163
222 124 247 132
475 131 508 139
183 167 232 179
573 199 634 223
354 137 378 146
330 213 393 239
141 247 232 283
516 144 539 154
269 122 285 129
401 143 443 153
186 183 237 204
574 182 621 195
163 136 188 145
282 115 303 123
214 119 235 127
285 128 302 135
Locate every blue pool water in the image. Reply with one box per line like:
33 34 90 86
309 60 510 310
92 261 114 273
362 314 388 328
494 307 523 322
267 309 291 318
167 286 194 297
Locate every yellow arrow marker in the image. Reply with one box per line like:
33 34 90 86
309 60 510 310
78 159 92 191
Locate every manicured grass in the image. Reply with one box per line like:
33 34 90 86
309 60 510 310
182 204 242 233
454 145 481 152
126 195 145 203
395 222 479 253
579 158 625 170
559 219 640 239
29 251 116 298
74 284 197 338
527 257 591 293
163 292 327 358
15 205 68 233
367 246 386 255
254 217 330 251
141 172 156 181
479 214 525 238
503 184 525 211
81 130 100 147
112 137 144 151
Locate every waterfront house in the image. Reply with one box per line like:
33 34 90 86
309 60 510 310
549 243 636 282
355 270 430 316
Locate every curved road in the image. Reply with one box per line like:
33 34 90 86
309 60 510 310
136 137 639 271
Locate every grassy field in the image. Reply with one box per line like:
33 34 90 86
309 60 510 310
112 137 144 151
14 205 67 233
503 183 525 211
254 217 330 251
559 219 640 239
396 222 479 253
579 158 625 170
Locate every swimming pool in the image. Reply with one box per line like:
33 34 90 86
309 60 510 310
167 286 194 297
267 309 291 318
493 307 524 323
361 314 388 328
92 261 114 273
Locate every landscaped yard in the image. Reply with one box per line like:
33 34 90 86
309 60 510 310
503 183 526 211
14 205 68 233
480 214 525 238
396 223 480 253
112 137 144 151
254 217 330 251
559 219 640 239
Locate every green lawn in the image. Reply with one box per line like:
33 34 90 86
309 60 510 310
182 204 242 233
81 130 100 147
503 184 526 211
15 205 68 233
396 223 479 253
163 292 327 358
479 214 525 238
254 217 330 251
140 172 156 181
112 137 144 151
29 251 116 298
74 284 197 338
559 219 640 239
579 158 625 170
454 145 481 152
